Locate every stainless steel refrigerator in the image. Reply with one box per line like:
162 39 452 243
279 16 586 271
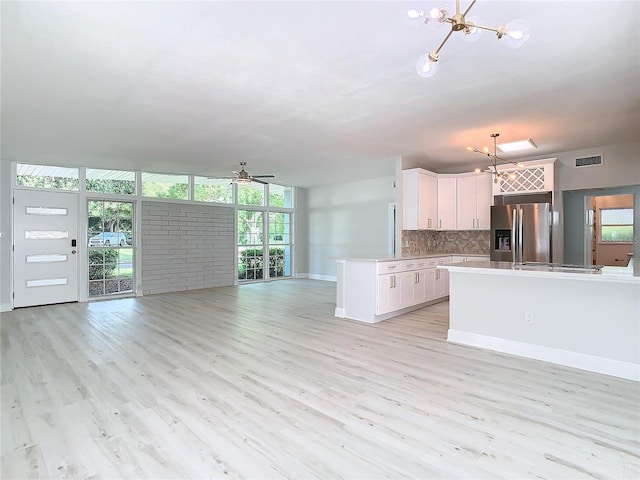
490 203 552 263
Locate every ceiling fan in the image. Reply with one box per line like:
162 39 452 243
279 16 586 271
221 162 275 185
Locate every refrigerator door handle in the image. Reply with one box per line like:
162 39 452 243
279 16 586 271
518 207 524 264
512 208 518 263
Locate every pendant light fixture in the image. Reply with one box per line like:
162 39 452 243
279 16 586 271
468 133 525 183
408 0 530 78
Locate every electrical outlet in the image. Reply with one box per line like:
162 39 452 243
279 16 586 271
524 312 534 324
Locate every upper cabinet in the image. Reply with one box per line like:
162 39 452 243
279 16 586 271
493 159 556 196
402 160 555 231
437 176 457 230
456 173 493 230
403 169 437 230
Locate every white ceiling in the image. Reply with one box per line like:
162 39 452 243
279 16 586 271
2 1 639 187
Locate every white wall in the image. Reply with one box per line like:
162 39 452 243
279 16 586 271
294 187 309 275
0 160 12 311
306 176 395 279
553 142 640 191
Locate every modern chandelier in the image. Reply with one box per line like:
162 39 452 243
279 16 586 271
408 0 530 78
468 133 525 183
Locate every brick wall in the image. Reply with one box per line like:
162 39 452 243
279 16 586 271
141 201 235 295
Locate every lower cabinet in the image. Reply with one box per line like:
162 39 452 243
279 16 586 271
375 266 440 315
435 268 448 298
337 256 457 323
376 273 403 315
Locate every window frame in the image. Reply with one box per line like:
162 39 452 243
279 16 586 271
598 207 634 244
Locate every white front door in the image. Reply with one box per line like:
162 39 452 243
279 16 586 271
13 190 79 308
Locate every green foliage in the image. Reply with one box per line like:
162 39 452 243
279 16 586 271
142 181 188 199
238 247 286 280
238 184 264 206
16 175 79 190
601 225 634 242
269 192 285 207
86 178 135 195
194 183 232 203
88 201 133 237
89 249 119 280
237 210 263 246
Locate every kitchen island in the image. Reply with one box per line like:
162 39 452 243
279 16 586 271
335 254 488 323
439 261 640 381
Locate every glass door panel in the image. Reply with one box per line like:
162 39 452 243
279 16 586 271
268 212 291 278
238 209 264 281
88 200 134 297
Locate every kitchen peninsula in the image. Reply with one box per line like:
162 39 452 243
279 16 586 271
439 260 640 381
335 254 488 323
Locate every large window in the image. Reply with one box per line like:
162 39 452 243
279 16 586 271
86 168 135 195
238 182 264 206
194 176 233 203
142 172 188 200
269 184 293 208
16 164 79 190
600 208 634 242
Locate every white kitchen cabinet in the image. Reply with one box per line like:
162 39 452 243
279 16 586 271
336 256 451 323
403 169 438 230
437 176 457 230
456 173 493 230
413 269 428 305
435 267 449 297
376 274 403 315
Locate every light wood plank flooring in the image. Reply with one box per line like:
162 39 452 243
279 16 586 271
1 279 639 479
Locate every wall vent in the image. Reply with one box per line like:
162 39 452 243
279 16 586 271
575 155 602 167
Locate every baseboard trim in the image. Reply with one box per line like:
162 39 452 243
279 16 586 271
296 273 337 282
447 329 639 382
0 302 12 312
335 307 346 318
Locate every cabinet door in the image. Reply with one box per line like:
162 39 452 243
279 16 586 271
456 175 477 230
424 268 437 301
437 177 457 230
376 275 402 314
413 270 428 304
402 170 419 230
400 271 416 307
376 275 392 314
434 268 449 297
475 174 493 230
403 169 437 230
419 172 438 230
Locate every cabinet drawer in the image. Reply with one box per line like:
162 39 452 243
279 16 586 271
377 261 403 274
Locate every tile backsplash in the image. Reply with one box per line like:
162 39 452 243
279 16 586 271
402 230 490 256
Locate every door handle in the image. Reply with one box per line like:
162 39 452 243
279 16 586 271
71 250 77 254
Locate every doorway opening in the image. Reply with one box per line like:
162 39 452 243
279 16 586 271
585 194 634 266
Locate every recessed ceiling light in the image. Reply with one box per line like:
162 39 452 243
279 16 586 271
497 139 537 153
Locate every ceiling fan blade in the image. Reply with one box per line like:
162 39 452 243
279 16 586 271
250 178 268 185
252 175 275 178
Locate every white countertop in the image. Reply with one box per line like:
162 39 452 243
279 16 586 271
440 260 640 284
337 254 489 263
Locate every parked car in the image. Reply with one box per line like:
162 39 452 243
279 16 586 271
89 232 127 247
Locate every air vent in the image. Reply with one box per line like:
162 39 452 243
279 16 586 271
575 155 602 167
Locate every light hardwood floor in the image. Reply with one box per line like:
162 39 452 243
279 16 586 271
1 279 639 479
